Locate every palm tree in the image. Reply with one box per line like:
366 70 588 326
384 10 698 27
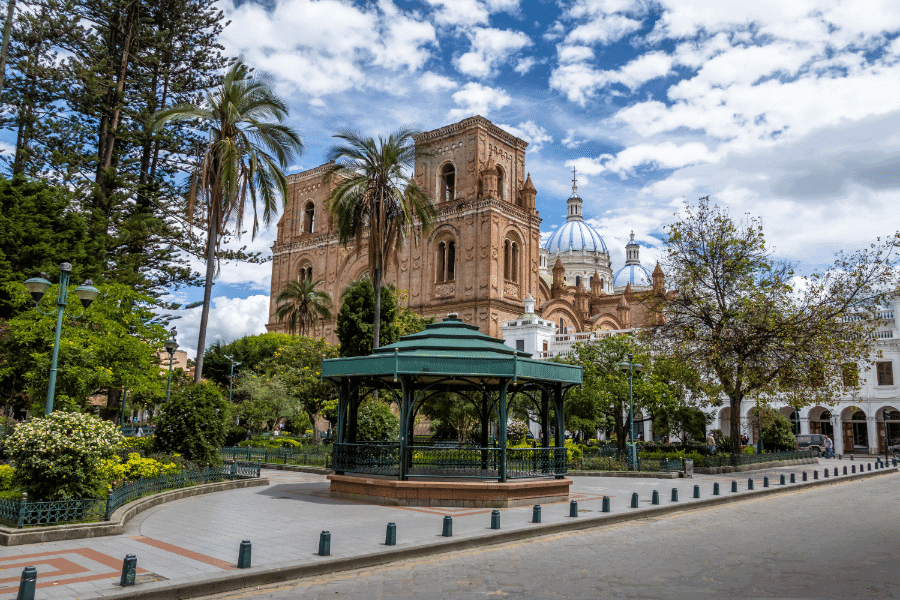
153 59 303 381
275 277 333 337
326 128 436 349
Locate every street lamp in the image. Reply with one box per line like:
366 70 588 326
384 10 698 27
225 355 241 403
164 336 178 403
617 353 643 470
23 262 100 415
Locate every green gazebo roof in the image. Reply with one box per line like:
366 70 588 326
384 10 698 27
321 316 581 387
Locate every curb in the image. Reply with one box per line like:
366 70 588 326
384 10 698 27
0 478 269 547
694 457 818 474
259 463 332 475
569 470 680 479
82 467 897 600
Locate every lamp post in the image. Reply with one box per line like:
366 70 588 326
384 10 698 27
23 262 100 415
617 353 643 470
225 355 241 403
164 337 178 403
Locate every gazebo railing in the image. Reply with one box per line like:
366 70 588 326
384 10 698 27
333 442 400 476
333 443 567 480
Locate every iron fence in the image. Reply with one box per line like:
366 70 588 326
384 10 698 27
507 447 568 478
333 442 399 476
703 450 815 468
219 446 332 468
0 461 260 528
120 426 156 437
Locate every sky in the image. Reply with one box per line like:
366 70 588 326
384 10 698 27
164 0 900 358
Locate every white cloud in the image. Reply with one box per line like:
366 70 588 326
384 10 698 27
514 56 537 74
419 72 457 92
168 295 271 359
565 14 643 45
558 45 594 64
550 51 673 103
447 82 511 119
456 27 532 78
496 120 552 151
424 0 520 26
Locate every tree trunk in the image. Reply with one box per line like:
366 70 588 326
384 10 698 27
614 403 626 453
372 263 381 350
0 0 16 96
193 210 218 382
730 393 742 455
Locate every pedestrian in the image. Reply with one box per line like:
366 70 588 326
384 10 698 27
136 426 143 437
707 432 716 454
824 435 834 458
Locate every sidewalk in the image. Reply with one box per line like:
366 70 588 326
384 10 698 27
0 461 894 600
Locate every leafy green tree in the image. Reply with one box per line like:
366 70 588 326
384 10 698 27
203 332 296 390
419 392 482 443
233 372 300 434
1 281 169 415
274 277 333 337
393 288 434 337
154 59 303 382
326 128 436 349
5 411 123 499
649 197 900 454
0 176 88 319
336 279 399 357
356 399 400 441
154 381 229 466
652 405 711 445
752 406 797 452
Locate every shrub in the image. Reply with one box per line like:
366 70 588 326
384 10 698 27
6 412 123 500
155 382 229 466
356 400 399 441
224 425 249 447
121 436 154 454
99 453 179 487
0 464 14 491
506 419 529 443
744 445 756 455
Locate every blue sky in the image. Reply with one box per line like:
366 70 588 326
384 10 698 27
165 0 900 356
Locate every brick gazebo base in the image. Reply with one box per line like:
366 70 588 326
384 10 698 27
327 474 573 508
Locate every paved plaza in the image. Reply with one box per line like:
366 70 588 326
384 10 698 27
0 459 893 599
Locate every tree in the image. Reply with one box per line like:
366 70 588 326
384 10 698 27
326 128 436 349
648 197 900 455
393 288 434 337
274 277 333 337
356 399 399 441
153 59 303 382
202 332 295 390
154 381 229 466
336 279 399 357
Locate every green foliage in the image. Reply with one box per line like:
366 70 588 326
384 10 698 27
506 419 529 443
203 332 296 390
1 281 169 414
5 412 123 500
419 392 481 443
0 177 88 320
0 465 14 491
224 425 249 447
283 413 312 435
274 277 333 337
121 436 155 453
336 279 399 357
743 445 756 455
757 407 797 451
653 405 711 444
154 382 229 466
356 400 400 441
393 289 434 337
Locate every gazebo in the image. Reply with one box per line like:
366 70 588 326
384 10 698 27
321 315 583 507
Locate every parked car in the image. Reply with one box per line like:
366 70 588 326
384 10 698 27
795 434 825 456
888 441 900 460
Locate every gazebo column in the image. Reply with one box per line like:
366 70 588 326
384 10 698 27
348 387 359 444
480 394 490 470
554 383 565 479
540 389 550 448
498 381 509 483
334 379 349 475
399 379 409 481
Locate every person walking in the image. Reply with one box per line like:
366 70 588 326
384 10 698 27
824 435 834 458
707 432 717 454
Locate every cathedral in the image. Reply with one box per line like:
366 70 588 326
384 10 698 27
266 115 668 346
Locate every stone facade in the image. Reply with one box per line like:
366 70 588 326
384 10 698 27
267 115 666 345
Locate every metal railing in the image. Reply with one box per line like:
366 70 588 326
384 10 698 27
220 446 332 468
703 450 815 468
333 442 399 476
120 426 156 437
0 461 260 528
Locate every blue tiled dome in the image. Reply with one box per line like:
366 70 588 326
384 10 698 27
613 264 652 288
543 220 608 254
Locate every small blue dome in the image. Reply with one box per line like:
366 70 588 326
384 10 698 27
613 264 652 288
543 220 608 254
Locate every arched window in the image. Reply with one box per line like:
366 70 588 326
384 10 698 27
304 202 315 234
575 275 581 288
436 239 456 282
299 266 312 281
503 239 519 283
600 278 604 290
441 164 455 203
496 166 504 201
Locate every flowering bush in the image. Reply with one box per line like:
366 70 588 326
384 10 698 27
506 419 529 443
99 453 178 487
6 412 123 500
155 382 229 466
121 436 154 453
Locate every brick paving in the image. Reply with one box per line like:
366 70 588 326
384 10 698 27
0 460 891 599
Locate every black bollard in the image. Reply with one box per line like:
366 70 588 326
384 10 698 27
713 482 720 495
318 531 331 556
490 510 500 530
834 467 838 476
779 474 785 485
120 554 137 587
747 478 754 490
602 496 611 512
763 476 769 488
851 454 854 460
631 492 639 508
731 480 738 493
843 466 847 475
671 488 678 502
569 500 579 517
894 458 897 467
694 484 700 498
868 463 872 471
442 516 453 537
17 566 36 600
790 473 796 483
852 465 856 473
802 471 808 481
237 541 251 569
532 505 541 523
386 522 397 545
824 468 829 478
813 470 818 480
